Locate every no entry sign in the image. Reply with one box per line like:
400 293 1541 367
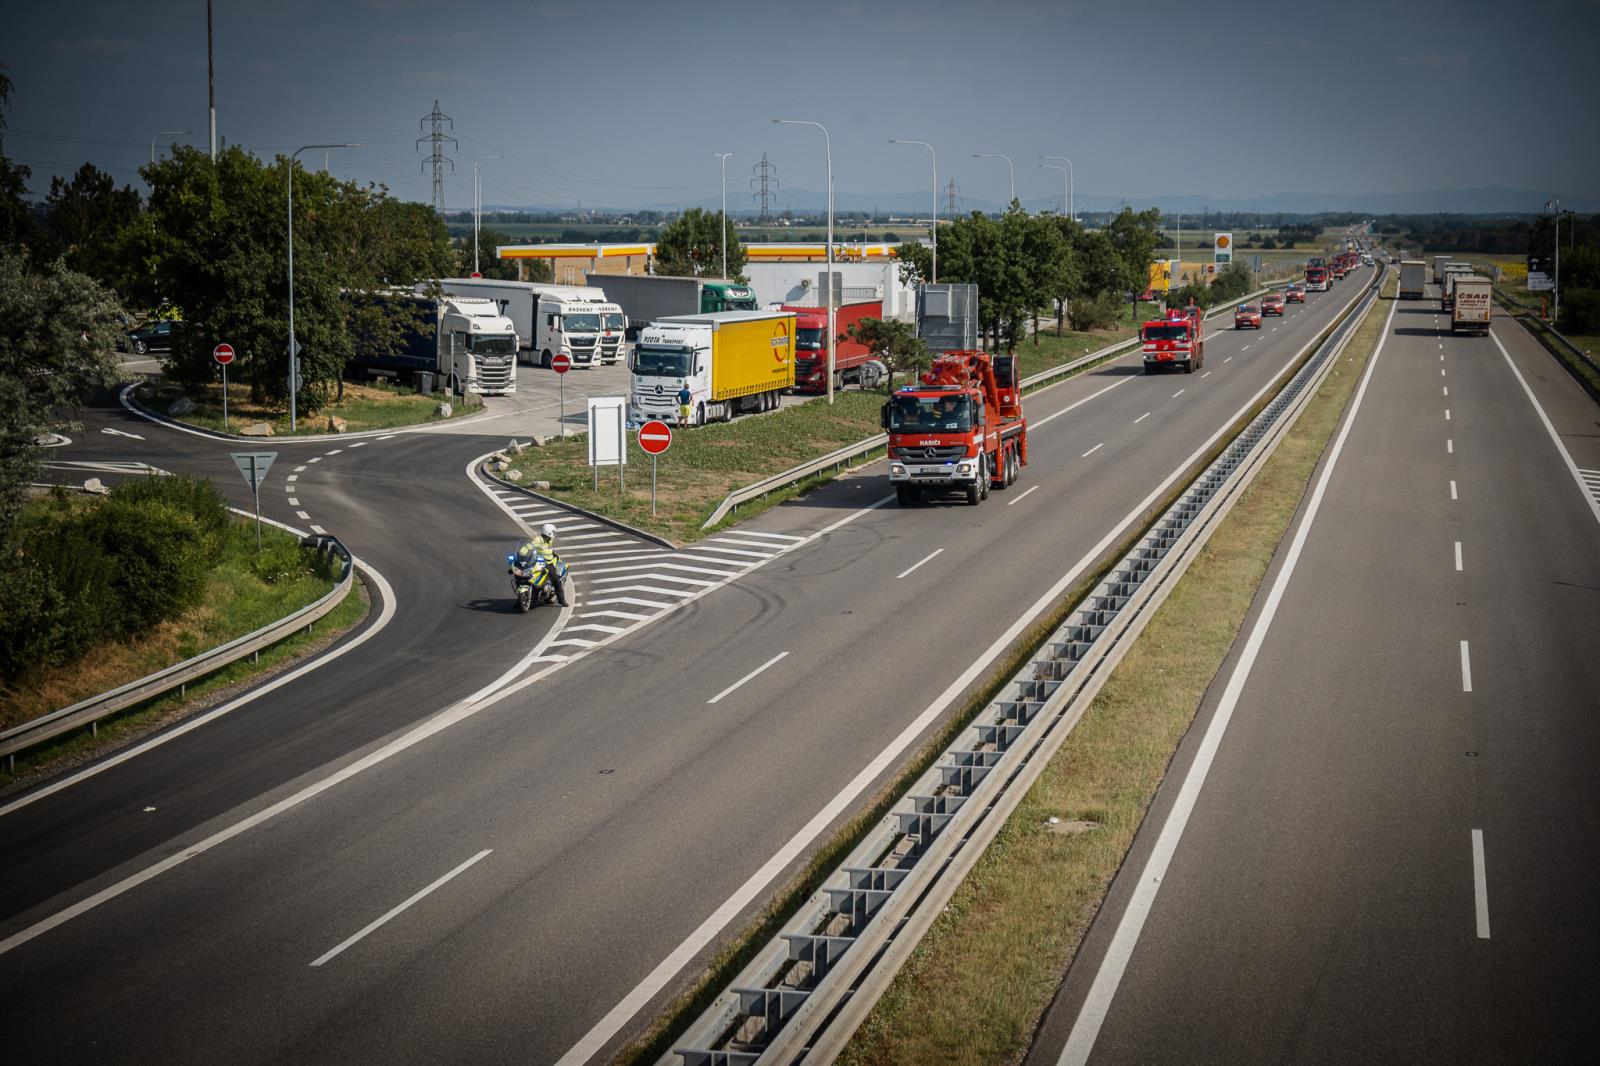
213 343 235 365
551 353 572 374
638 420 672 455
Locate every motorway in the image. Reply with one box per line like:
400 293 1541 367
2 271 1376 1064
1030 284 1600 1063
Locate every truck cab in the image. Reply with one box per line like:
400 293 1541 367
439 297 517 394
699 281 759 314
1142 308 1204 373
883 350 1027 507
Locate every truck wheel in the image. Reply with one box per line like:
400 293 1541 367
541 350 553 369
895 484 919 506
980 458 990 500
696 402 706 427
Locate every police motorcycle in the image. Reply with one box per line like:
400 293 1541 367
507 545 569 612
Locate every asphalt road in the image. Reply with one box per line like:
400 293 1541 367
2 270 1376 1064
1030 286 1600 1064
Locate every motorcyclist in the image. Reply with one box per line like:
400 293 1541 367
511 522 569 606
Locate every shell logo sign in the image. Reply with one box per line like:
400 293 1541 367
1214 232 1233 265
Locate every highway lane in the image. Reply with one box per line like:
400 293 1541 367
1031 286 1600 1064
0 271 1374 1063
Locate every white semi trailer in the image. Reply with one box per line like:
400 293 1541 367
436 278 626 368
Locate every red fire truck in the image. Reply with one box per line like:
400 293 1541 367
883 350 1027 506
1141 306 1205 374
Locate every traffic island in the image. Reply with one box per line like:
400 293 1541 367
500 391 886 544
134 378 481 436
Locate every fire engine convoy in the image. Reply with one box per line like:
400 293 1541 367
884 350 1028 506
1141 305 1206 374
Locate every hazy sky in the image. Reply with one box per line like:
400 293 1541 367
6 0 1598 212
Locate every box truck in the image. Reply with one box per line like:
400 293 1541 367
629 310 796 426
437 278 625 368
1440 262 1476 313
590 274 758 340
1399 260 1427 300
347 292 517 395
1450 276 1493 334
1432 255 1453 285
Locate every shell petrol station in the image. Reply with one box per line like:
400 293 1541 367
495 242 901 285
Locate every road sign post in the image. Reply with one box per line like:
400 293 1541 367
552 352 572 438
587 396 627 493
230 450 277 550
213 343 235 429
638 420 672 515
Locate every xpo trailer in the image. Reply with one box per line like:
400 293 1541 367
884 349 1027 507
629 310 796 426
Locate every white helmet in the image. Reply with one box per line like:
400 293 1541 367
541 523 556 539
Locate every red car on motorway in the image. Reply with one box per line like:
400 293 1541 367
1261 293 1285 316
1284 285 1305 304
1233 304 1263 329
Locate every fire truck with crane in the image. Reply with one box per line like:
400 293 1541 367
883 349 1027 506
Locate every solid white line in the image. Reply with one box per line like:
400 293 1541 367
1032 376 1133 429
582 562 734 579
1451 481 1458 500
1492 329 1600 530
1081 443 1104 458
709 537 789 551
1455 541 1463 571
1133 412 1151 424
896 548 944 580
707 651 789 705
1007 485 1040 507
690 545 774 560
560 531 627 543
724 530 805 542
1058 272 1400 1066
590 572 716 587
1460 640 1472 692
310 850 491 967
1472 829 1491 939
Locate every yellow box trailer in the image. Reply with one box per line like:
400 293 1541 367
630 310 796 425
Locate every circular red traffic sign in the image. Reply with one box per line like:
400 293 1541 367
213 343 235 365
638 420 672 455
471 271 482 278
551 353 572 374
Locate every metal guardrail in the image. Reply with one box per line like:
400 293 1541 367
699 277 1308 533
664 266 1383 1066
0 534 355 770
700 434 888 531
1492 288 1599 375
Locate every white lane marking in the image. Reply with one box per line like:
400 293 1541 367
1440 354 1444 362
1201 371 1212 379
1007 485 1040 507
1472 829 1491 939
1081 443 1105 458
557 278 1380 1066
1455 541 1463 571
1439 342 1444 349
1441 368 1446 377
725 530 805 542
1447 439 1453 454
560 531 630 543
1443 386 1449 397
1057 269 1400 1066
310 850 492 967
896 548 945 580
1445 409 1451 421
1133 412 1151 424
100 427 145 439
707 651 789 705
377 434 398 440
1171 389 1186 399
1492 330 1600 531
307 457 321 463
1223 356 1233 363
580 562 736 579
580 606 657 619
286 474 297 483
295 510 310 520
294 465 307 473
599 584 694 599
565 623 626 637
309 524 326 534
288 497 299 506
590 572 716 588
325 449 342 456
690 545 775 560
1460 640 1473 692
348 442 367 449
1241 345 1251 351
710 537 791 551
1032 376 1133 429
1451 480 1459 500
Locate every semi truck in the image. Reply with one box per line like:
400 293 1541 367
628 310 796 426
1450 276 1493 335
1440 262 1476 313
780 300 885 393
346 292 518 395
1399 260 1427 299
1141 307 1205 373
883 349 1027 507
1432 255 1453 285
437 278 626 368
587 273 758 341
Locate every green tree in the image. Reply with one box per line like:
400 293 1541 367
0 249 124 539
656 208 746 279
844 316 928 391
1107 207 1163 295
1026 215 1080 341
41 163 144 292
0 65 36 250
1074 229 1133 305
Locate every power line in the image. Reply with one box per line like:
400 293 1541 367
750 153 779 231
943 178 962 216
416 100 457 214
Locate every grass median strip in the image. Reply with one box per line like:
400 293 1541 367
835 275 1394 1066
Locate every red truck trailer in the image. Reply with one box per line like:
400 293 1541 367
883 349 1027 506
781 300 885 393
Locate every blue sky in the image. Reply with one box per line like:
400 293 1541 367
5 0 1597 213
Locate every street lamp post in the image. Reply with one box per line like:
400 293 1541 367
1039 155 1073 220
715 152 734 280
973 153 1015 206
151 130 193 164
288 143 360 433
472 155 505 276
890 138 937 283
1547 198 1562 323
774 119 835 404
1038 163 1070 219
